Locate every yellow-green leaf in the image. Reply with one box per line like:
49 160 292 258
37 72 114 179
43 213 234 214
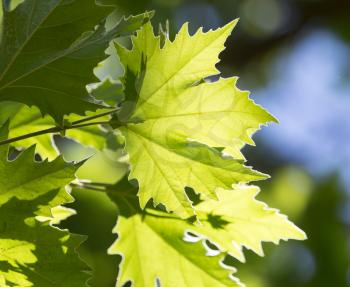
193 185 307 262
116 21 274 217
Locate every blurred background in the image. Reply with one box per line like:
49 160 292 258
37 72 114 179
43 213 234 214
59 0 350 286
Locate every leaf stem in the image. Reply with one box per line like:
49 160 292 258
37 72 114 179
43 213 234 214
0 121 111 146
0 126 62 146
70 108 119 125
0 117 116 147
68 121 111 129
0 108 122 146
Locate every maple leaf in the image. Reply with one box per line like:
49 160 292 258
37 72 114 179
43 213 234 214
0 192 89 287
191 185 307 262
115 21 274 217
105 182 243 287
0 124 88 286
105 177 305 287
109 212 243 287
0 145 77 211
0 0 152 122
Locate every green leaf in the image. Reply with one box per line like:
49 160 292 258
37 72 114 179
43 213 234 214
116 21 273 217
116 21 276 157
0 140 88 286
192 185 307 262
0 0 153 122
0 192 89 287
109 212 242 287
0 120 9 156
104 177 305 287
0 101 111 160
121 130 266 217
90 78 124 107
0 145 77 212
36 205 77 225
76 149 128 184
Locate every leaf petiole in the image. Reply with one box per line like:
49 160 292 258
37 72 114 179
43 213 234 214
0 108 121 146
70 108 120 125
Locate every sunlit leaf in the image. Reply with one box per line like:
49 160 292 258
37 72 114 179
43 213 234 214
115 21 274 217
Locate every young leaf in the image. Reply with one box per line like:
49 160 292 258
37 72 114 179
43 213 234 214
0 0 152 122
122 131 266 217
192 185 307 262
109 213 242 287
116 21 276 158
108 186 242 287
116 21 274 217
105 177 305 287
